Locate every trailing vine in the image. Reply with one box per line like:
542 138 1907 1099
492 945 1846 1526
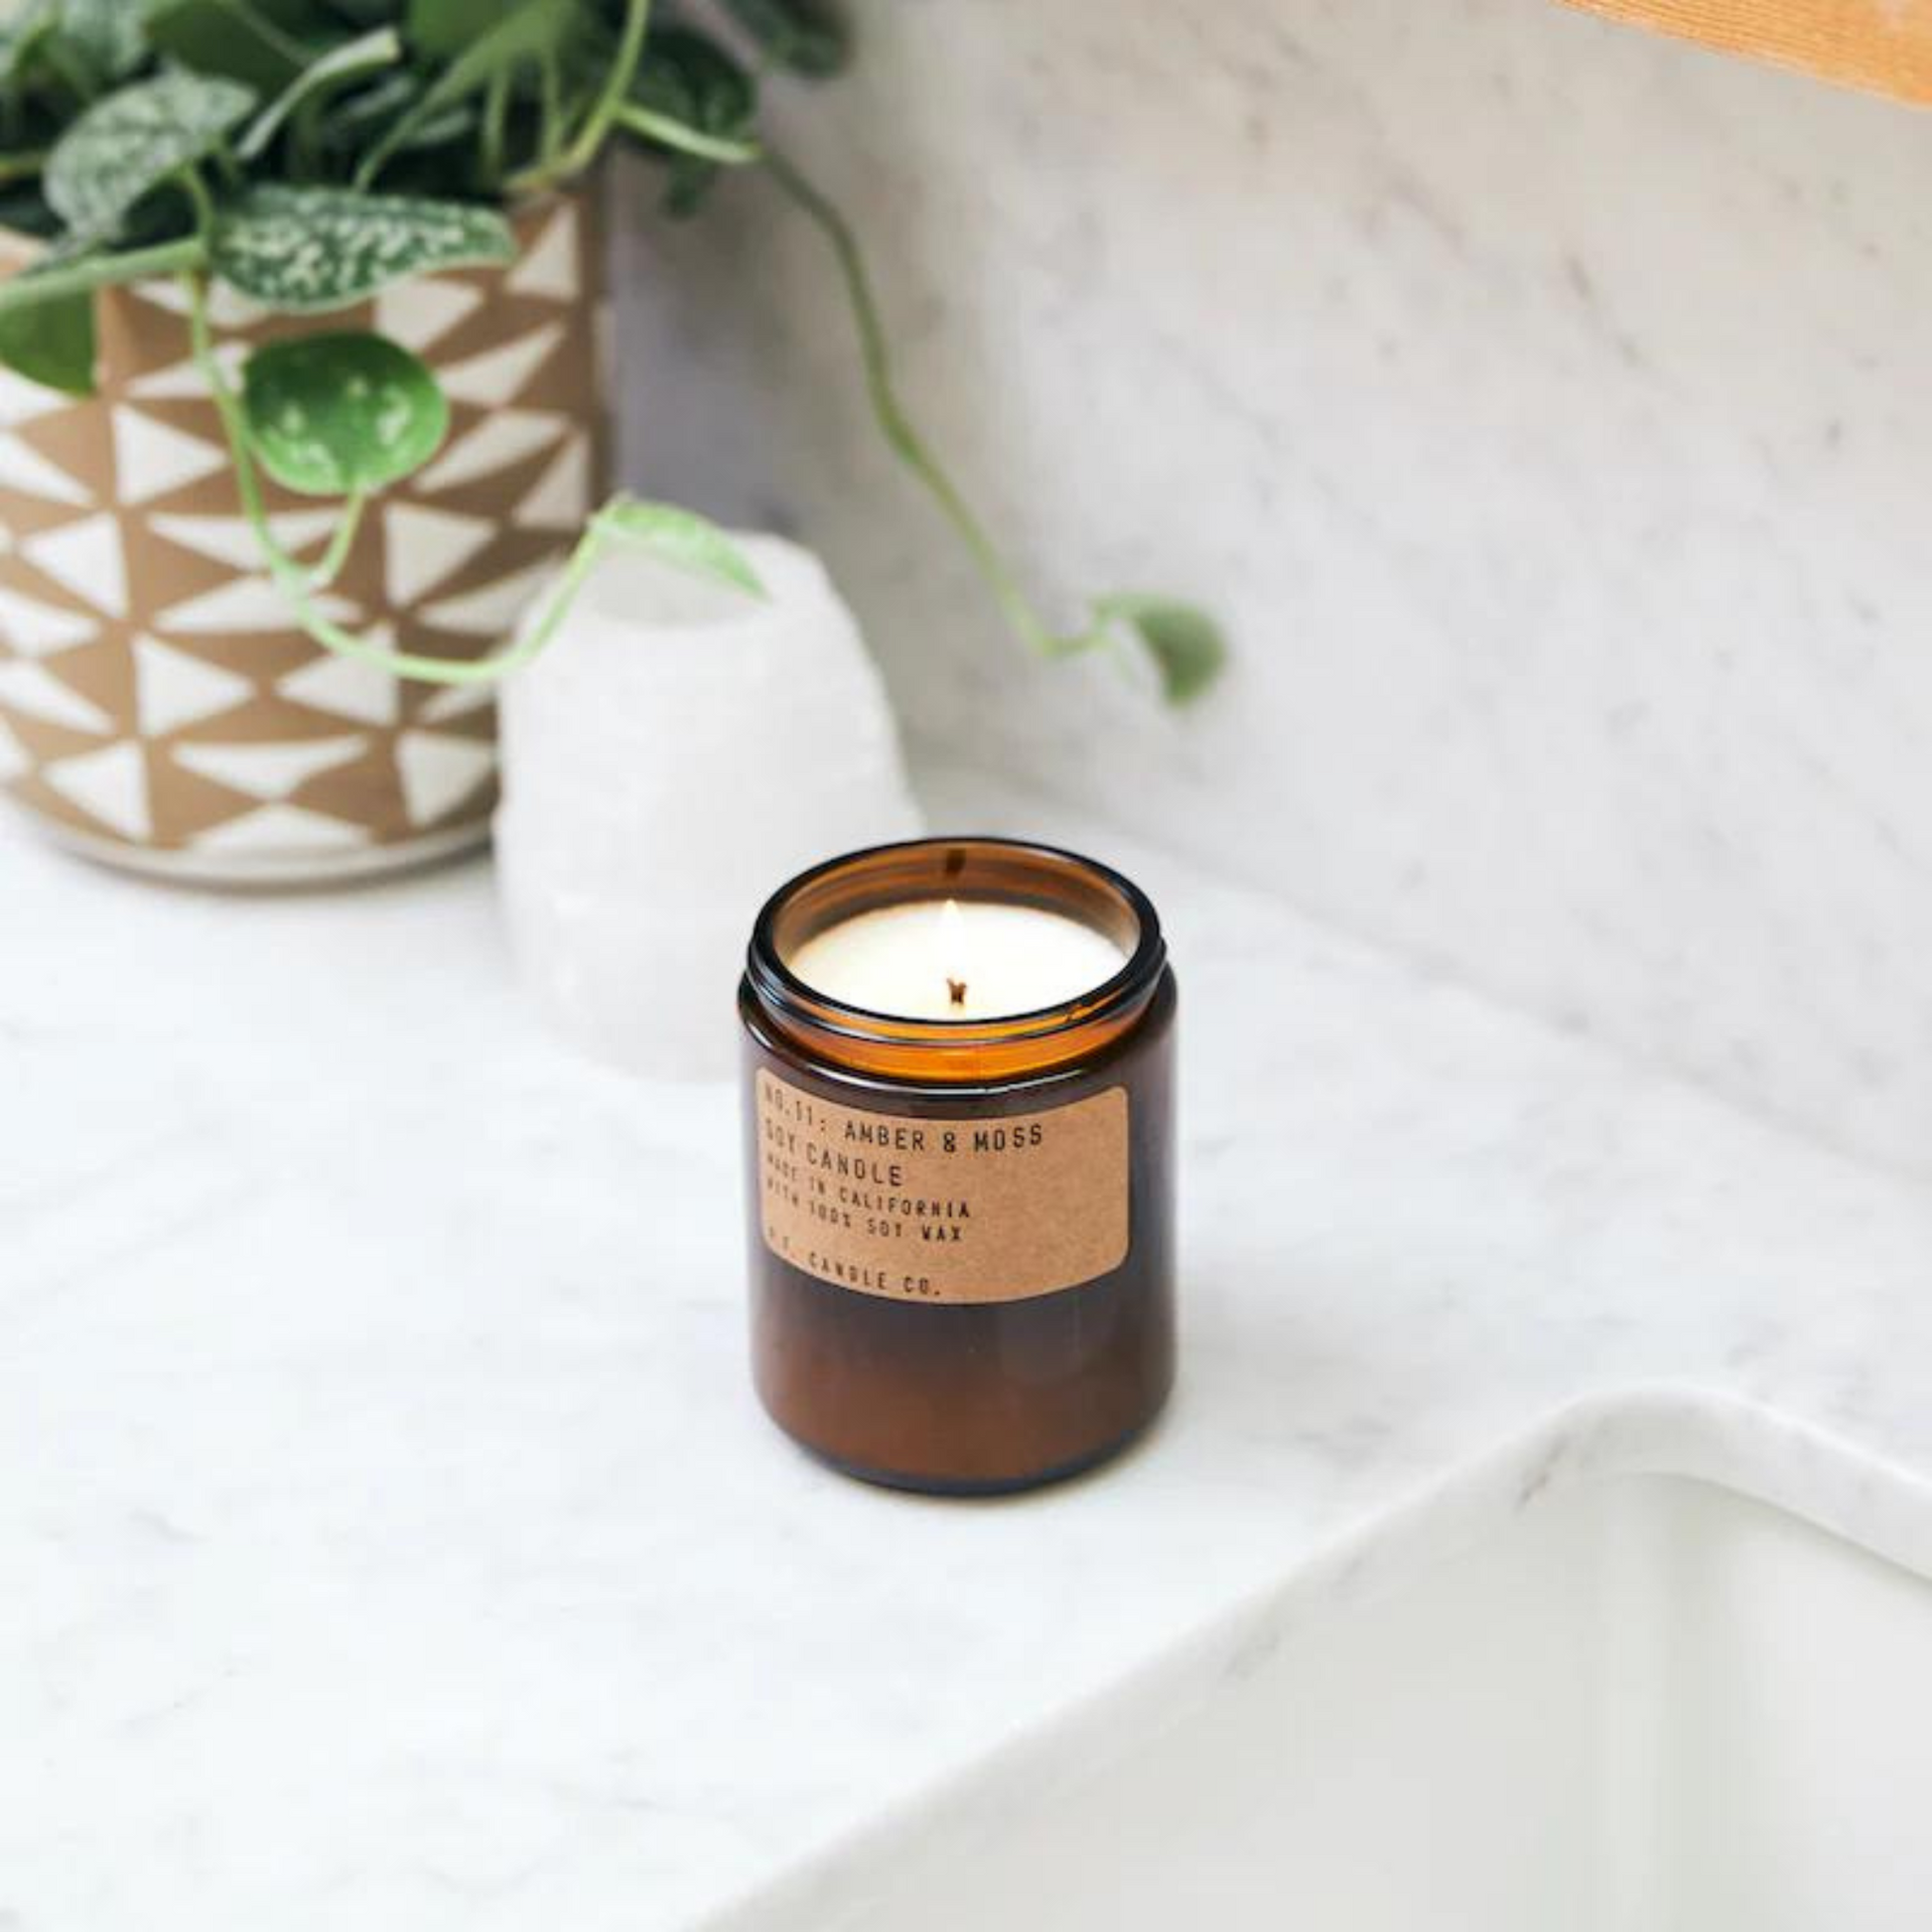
0 0 1223 699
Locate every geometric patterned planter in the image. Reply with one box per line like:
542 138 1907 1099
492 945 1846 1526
0 188 607 885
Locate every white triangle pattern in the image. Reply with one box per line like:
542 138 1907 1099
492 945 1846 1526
113 279 260 332
382 501 498 609
415 681 495 726
513 432 593 532
43 741 151 840
1 192 606 867
158 576 355 635
414 410 568 495
0 431 92 506
420 559 555 637
112 407 230 505
149 508 339 571
206 286 270 331
0 367 69 428
267 508 345 561
128 343 246 399
0 581 98 656
278 640 401 728
189 802 371 855
128 281 191 318
22 513 127 618
172 734 368 801
396 729 495 827
132 634 254 737
506 204 580 302
375 279 483 353
439 323 565 407
0 659 112 734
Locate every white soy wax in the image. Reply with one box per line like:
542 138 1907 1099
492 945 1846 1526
785 897 1128 1022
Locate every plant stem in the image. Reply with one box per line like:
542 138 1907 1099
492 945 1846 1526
177 162 218 235
305 489 366 592
537 49 563 170
184 271 430 665
355 9 564 193
242 25 402 171
507 0 652 195
0 234 206 312
262 499 618 688
174 167 544 686
184 268 614 688
184 269 288 564
760 148 1056 657
481 65 510 185
612 102 760 165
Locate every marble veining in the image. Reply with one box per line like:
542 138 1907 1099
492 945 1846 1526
2 759 1930 1928
616 0 1932 1182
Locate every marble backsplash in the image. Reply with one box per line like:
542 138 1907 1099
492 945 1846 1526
614 0 1932 1181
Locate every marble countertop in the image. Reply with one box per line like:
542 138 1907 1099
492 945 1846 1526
4 764 1930 1931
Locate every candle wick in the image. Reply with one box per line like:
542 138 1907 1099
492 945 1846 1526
946 977 968 1009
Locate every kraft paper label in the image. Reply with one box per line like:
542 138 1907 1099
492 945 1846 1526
756 1070 1130 1304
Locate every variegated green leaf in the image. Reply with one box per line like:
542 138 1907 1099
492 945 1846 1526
56 0 146 79
241 330 448 495
44 70 256 239
210 185 513 313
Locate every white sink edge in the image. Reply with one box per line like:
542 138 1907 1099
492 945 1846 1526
700 1382 1932 1932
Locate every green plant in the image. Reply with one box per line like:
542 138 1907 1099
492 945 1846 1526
0 0 1225 700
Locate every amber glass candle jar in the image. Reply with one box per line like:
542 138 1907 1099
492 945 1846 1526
739 838 1176 1495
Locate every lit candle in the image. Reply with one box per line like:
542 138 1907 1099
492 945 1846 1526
784 896 1129 1021
740 838 1177 1496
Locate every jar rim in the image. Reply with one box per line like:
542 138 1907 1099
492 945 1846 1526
745 836 1167 1054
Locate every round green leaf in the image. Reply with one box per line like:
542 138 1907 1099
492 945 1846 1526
241 332 448 496
58 0 148 81
1092 594 1228 704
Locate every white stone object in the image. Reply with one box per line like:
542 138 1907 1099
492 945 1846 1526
495 532 922 1079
